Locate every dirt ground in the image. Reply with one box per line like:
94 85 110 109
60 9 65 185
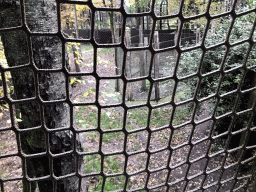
0 104 248 192
71 49 251 191
0 48 254 191
0 109 22 192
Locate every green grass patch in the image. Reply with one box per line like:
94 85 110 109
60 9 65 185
150 107 172 129
94 175 127 191
85 155 126 191
81 44 93 52
126 108 148 130
100 111 123 130
75 106 98 129
84 154 101 173
75 104 190 132
84 131 99 143
84 155 126 191
97 48 114 55
173 103 193 126
103 155 123 174
102 131 124 142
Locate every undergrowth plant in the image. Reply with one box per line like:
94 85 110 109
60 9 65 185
177 3 256 154
178 5 256 116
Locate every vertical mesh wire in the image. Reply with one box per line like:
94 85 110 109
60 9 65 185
0 0 256 191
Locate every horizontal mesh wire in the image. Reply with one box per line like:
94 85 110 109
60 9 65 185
0 0 256 191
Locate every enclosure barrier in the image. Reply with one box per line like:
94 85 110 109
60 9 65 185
0 0 256 191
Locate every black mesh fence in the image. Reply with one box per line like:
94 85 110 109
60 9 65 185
0 0 256 191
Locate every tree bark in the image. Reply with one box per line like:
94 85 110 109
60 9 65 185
153 31 160 102
125 33 133 101
0 0 86 191
139 25 147 91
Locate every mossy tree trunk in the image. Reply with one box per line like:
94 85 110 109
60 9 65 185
0 0 86 191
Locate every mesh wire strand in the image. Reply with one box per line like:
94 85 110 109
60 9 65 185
0 0 256 191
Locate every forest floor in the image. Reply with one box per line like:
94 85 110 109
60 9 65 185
0 46 252 191
70 47 247 191
0 110 22 192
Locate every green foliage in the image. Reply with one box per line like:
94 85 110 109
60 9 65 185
60 4 90 29
127 0 151 13
178 4 256 132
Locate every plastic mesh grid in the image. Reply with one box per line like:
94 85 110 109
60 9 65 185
0 0 256 191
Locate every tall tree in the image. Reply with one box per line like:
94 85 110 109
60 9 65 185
0 0 86 191
99 0 123 92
